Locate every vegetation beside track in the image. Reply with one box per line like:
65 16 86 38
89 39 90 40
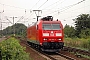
64 38 90 59
64 38 90 51
0 37 30 60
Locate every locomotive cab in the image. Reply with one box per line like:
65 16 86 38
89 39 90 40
40 16 64 52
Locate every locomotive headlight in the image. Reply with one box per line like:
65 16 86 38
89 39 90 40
58 38 61 40
56 33 62 36
43 38 48 40
43 33 49 36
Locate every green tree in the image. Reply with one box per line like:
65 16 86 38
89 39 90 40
14 23 27 37
64 24 75 38
79 28 90 38
74 14 90 37
2 23 27 37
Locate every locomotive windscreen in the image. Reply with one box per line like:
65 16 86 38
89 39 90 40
42 24 60 30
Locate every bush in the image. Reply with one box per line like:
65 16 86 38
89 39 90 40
87 39 90 51
0 37 29 60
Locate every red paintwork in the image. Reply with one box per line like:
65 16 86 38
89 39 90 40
27 20 64 46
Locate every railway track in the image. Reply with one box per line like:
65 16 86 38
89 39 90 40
63 46 90 57
16 37 89 60
41 52 75 60
17 37 75 60
28 44 75 60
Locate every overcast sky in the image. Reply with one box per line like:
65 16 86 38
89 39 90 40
0 0 90 29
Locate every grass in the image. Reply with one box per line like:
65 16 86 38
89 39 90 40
64 37 90 59
64 38 90 51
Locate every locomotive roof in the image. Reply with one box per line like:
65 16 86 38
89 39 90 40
42 20 61 23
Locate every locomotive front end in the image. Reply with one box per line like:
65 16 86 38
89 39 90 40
41 21 64 52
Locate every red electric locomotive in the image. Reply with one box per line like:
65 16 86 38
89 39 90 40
27 16 64 52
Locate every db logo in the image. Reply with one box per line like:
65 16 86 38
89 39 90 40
50 33 54 36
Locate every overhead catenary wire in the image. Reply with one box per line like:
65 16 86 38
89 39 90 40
30 0 41 9
42 0 66 10
60 5 90 19
0 3 25 10
41 0 62 10
41 0 65 16
42 0 65 14
43 0 86 16
38 0 48 9
62 4 90 15
5 16 13 24
16 9 27 23
58 0 86 15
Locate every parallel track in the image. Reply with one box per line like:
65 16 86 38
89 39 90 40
63 46 90 57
